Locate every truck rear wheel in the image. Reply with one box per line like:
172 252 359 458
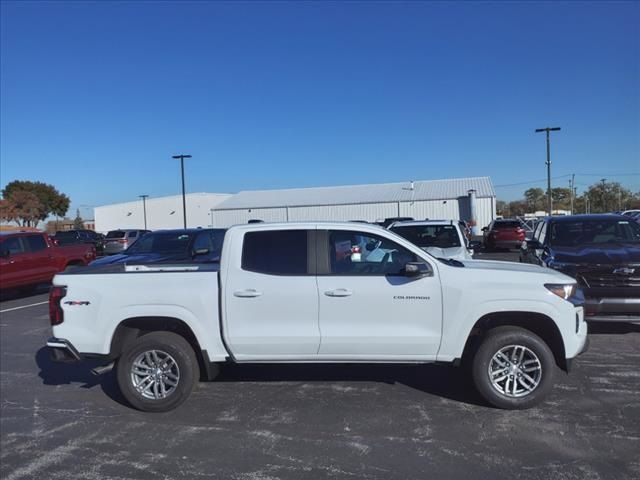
116 331 199 412
471 326 555 409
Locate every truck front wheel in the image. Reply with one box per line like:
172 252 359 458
116 331 199 412
471 326 555 409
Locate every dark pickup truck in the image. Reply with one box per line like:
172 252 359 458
520 214 640 322
0 231 96 291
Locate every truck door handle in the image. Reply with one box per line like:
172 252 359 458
233 289 262 298
324 288 353 297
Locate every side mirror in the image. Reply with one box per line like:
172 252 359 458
404 262 433 278
468 240 482 249
193 248 210 256
1 249 10 258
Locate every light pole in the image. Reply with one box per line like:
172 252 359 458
172 154 192 228
139 195 149 230
600 178 607 212
535 127 561 216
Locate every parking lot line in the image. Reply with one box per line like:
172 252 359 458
0 301 48 313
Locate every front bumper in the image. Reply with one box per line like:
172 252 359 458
47 337 82 363
584 297 640 323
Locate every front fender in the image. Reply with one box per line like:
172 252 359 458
437 298 575 362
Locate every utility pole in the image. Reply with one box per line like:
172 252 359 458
600 178 607 213
569 173 575 215
172 154 192 228
139 195 149 230
618 188 622 211
535 127 561 216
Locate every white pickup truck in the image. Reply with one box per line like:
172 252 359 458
47 222 588 412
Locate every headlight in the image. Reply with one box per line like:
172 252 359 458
544 283 576 300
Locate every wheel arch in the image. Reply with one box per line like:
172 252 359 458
460 311 568 371
109 316 219 381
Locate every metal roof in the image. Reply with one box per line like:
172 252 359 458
215 177 495 210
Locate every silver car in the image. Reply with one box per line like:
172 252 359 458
103 229 150 255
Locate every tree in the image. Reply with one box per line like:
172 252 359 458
2 180 70 225
0 198 17 223
507 200 527 217
584 181 634 213
551 187 572 211
2 191 45 226
73 209 84 230
496 200 508 216
523 188 545 211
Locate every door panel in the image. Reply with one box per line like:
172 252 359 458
317 230 442 358
23 235 56 283
223 229 320 358
0 237 28 288
317 275 442 356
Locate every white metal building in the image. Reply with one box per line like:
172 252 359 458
94 193 231 233
94 177 496 234
212 177 496 232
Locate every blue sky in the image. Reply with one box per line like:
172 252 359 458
1 1 638 218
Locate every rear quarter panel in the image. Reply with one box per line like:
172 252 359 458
52 270 228 361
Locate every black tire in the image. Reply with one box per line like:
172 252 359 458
116 331 199 412
471 326 555 409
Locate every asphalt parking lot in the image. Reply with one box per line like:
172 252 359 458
1 251 639 480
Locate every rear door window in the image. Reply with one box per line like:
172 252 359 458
106 231 126 239
127 231 138 238
241 230 310 275
25 235 48 252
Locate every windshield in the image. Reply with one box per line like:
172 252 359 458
125 232 194 255
390 225 461 248
550 219 640 246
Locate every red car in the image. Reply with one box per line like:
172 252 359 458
0 231 96 291
482 219 526 251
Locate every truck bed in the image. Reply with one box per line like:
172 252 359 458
52 265 227 361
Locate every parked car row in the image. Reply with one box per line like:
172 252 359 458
0 231 96 291
3 214 639 326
